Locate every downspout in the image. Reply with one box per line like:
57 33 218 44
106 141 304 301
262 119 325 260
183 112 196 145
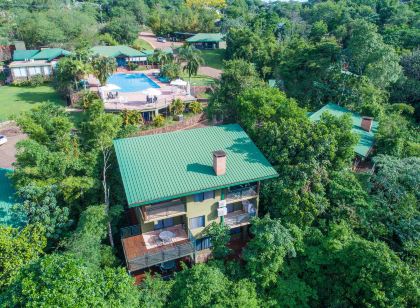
220 190 225 225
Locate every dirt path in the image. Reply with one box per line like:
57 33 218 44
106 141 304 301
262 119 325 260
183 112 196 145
198 66 222 79
139 32 183 50
0 122 27 169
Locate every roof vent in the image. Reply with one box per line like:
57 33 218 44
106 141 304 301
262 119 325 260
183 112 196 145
213 150 226 176
361 116 374 132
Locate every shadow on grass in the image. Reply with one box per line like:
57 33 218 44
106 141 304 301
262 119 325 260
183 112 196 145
15 91 65 105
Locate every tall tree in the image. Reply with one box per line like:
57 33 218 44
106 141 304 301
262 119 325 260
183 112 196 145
243 216 298 288
91 56 117 86
81 101 123 247
0 253 139 307
0 224 46 292
178 44 204 83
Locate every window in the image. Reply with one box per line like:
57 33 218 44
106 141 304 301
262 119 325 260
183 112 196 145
13 67 27 77
28 67 42 76
203 191 215 200
189 216 205 229
154 217 174 230
43 66 51 75
193 193 204 202
230 227 241 235
195 237 212 251
193 191 214 202
227 203 243 213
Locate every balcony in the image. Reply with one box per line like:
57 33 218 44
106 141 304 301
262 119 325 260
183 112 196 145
140 199 186 223
226 186 257 204
225 210 256 228
121 224 194 273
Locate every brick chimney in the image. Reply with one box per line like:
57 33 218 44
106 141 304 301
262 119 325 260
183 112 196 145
213 150 226 176
361 116 374 132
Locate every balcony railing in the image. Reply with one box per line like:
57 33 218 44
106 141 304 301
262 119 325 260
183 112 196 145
225 211 256 227
120 225 141 239
121 224 195 272
127 241 194 272
226 186 257 203
141 199 186 222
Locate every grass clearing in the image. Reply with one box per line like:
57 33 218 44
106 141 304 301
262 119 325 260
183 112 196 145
0 85 83 125
200 49 225 70
180 73 216 87
133 38 154 51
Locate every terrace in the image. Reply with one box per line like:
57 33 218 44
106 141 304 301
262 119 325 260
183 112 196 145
121 224 194 273
225 206 256 228
226 185 258 204
140 199 187 223
87 69 197 113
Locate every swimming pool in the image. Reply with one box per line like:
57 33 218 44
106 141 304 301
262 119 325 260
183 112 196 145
106 73 160 93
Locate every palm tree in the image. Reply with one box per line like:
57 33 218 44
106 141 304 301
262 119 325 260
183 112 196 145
178 44 204 83
91 56 117 86
154 49 171 67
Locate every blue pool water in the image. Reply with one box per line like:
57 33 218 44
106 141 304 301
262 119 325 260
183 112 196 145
106 73 160 93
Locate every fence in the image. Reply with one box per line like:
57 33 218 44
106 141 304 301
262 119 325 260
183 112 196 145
128 242 195 272
136 113 206 136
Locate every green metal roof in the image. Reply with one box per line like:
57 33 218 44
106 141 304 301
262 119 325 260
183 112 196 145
186 33 224 43
91 45 145 58
12 48 70 62
12 50 39 61
114 124 278 207
0 169 26 227
32 48 70 61
309 103 378 157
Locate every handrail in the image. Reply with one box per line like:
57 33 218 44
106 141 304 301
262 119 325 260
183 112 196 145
128 241 195 272
225 211 255 226
143 202 186 221
120 225 140 239
226 186 257 202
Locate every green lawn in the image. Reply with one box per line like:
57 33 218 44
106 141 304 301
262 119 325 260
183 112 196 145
133 38 154 51
0 85 83 125
180 73 216 87
200 49 225 70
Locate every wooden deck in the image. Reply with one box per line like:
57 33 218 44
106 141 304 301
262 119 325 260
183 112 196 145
122 224 190 261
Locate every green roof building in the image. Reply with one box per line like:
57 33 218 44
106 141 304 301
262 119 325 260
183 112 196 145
12 49 39 61
10 48 70 82
114 124 278 273
91 45 173 67
186 33 225 49
31 48 70 61
91 45 147 67
309 103 378 158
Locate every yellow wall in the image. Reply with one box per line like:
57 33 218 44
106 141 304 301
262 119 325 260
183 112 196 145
137 208 186 233
136 184 260 238
186 189 222 238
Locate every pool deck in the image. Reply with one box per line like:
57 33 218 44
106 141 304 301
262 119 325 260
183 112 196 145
88 69 196 113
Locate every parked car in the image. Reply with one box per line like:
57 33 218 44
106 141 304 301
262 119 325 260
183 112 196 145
0 135 7 145
156 37 167 43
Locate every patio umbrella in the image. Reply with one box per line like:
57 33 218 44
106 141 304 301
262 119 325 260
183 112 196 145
142 88 162 96
186 82 191 96
170 79 187 86
103 84 121 91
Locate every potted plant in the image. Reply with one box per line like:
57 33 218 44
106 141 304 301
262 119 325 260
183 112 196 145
171 98 185 121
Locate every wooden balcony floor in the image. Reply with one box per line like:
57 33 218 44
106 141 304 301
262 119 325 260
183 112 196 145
122 224 189 261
